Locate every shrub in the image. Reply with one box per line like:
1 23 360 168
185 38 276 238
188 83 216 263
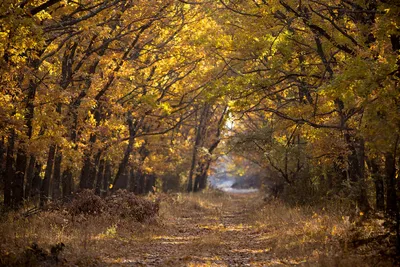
68 190 105 216
106 190 160 222
64 189 159 222
0 242 65 267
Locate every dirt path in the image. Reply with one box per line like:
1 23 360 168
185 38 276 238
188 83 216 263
0 191 392 266
94 192 392 266
100 193 305 266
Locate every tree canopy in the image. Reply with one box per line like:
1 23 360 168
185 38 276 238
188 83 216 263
1 1 400 232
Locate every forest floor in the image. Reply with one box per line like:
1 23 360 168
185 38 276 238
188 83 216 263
0 191 396 266
99 192 393 267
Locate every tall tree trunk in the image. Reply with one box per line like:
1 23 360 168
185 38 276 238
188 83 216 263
113 114 137 189
95 159 105 195
4 131 15 206
194 106 227 192
40 145 56 206
51 103 63 199
13 74 41 208
193 161 211 192
368 158 385 211
13 148 27 208
385 149 400 256
89 151 101 189
193 173 200 192
79 135 97 189
145 174 156 193
102 161 111 197
199 161 211 190
52 149 62 200
114 139 134 189
31 162 42 200
115 167 130 190
67 20 132 174
25 129 44 201
385 152 397 217
194 162 207 192
25 155 36 199
128 168 137 193
187 105 209 192
345 135 370 213
390 29 400 257
137 170 145 195
79 160 91 189
356 138 370 213
62 169 73 198
333 157 347 191
0 136 4 192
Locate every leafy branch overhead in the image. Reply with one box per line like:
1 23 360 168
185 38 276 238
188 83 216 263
0 0 400 261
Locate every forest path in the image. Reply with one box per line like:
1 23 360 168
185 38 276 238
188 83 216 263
101 192 313 266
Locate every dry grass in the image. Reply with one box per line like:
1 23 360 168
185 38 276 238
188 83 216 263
0 191 162 266
158 190 230 222
247 198 394 266
0 210 157 265
0 191 396 266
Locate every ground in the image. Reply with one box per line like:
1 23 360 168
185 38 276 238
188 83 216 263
0 191 395 266
98 192 392 266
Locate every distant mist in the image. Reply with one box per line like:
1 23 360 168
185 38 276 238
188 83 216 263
208 155 262 193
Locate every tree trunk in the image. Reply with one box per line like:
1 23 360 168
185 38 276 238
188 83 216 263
114 139 133 189
79 134 101 190
345 135 370 213
51 103 63 199
193 174 200 193
375 176 385 211
333 158 347 191
193 161 210 192
31 162 42 199
113 114 137 189
102 161 111 197
187 105 209 192
145 174 156 193
115 166 129 190
128 168 137 193
193 162 206 192
13 148 27 208
368 158 385 211
199 161 211 190
25 78 38 139
25 155 36 199
95 159 105 195
89 151 101 189
390 30 400 257
4 131 15 206
137 170 145 195
356 138 370 213
80 151 94 189
385 152 397 217
194 106 226 193
13 75 40 208
346 135 359 184
40 145 56 206
52 150 62 200
62 169 73 198
187 127 200 192
0 136 4 191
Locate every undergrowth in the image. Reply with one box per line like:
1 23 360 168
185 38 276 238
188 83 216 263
250 197 395 266
0 190 160 266
0 190 396 266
